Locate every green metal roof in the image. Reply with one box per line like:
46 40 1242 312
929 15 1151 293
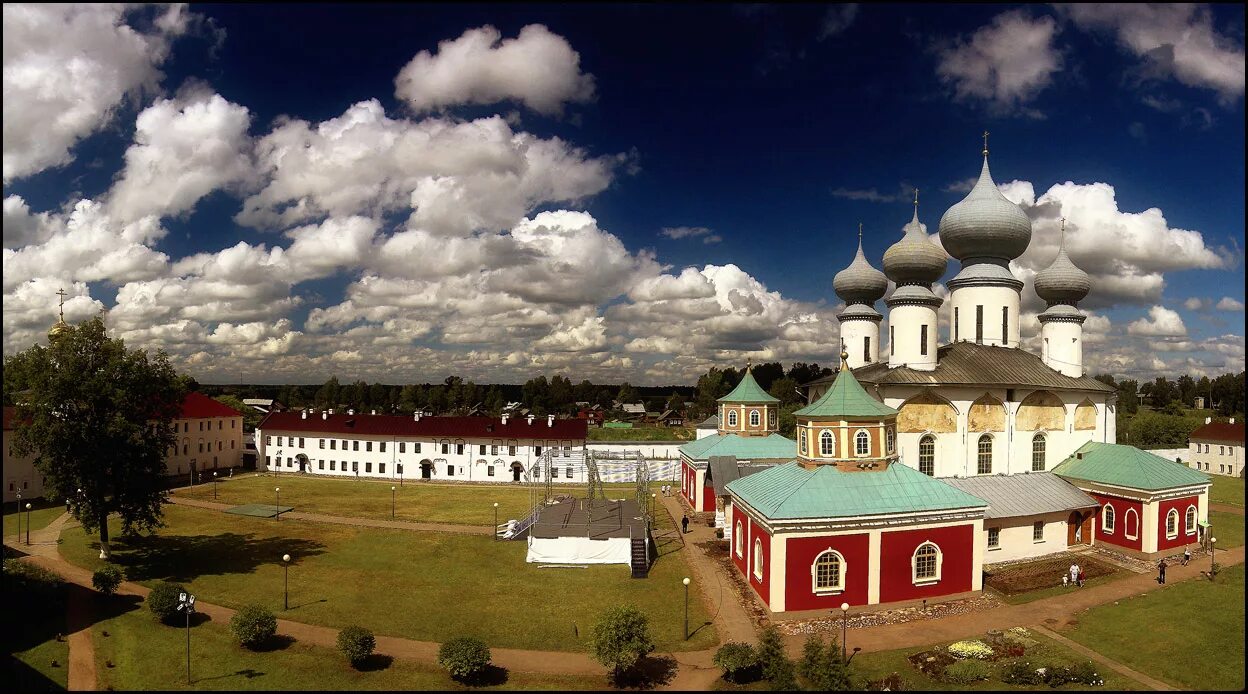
718 368 779 403
1053 441 1211 492
726 461 988 520
794 366 897 419
679 433 796 461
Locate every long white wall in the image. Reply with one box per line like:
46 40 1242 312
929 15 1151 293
981 511 1071 564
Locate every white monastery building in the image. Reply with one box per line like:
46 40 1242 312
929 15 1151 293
257 410 589 483
1187 419 1244 477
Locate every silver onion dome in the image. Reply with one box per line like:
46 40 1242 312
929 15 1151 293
833 227 888 305
1034 221 1091 304
938 153 1032 262
884 202 948 286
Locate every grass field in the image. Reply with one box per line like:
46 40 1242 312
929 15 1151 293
8 613 69 691
1209 475 1244 507
91 605 604 691
1063 563 1245 691
713 629 1144 690
175 473 670 527
2 500 65 538
589 426 693 441
59 504 717 654
1209 510 1244 549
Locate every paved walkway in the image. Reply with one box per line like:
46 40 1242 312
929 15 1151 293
1210 502 1245 515
169 496 491 536
1031 625 1177 691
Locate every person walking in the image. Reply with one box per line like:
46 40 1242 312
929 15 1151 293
1158 558 1168 584
1069 562 1079 587
681 514 689 534
1077 567 1085 587
1062 574 1069 588
1182 545 1191 566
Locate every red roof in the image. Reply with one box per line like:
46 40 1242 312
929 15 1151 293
180 392 243 419
1189 421 1245 444
258 411 588 440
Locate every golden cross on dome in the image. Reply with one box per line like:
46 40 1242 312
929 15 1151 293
1059 217 1066 245
982 130 990 157
914 188 919 208
55 287 67 321
858 222 863 241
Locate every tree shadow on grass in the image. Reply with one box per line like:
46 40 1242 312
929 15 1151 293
249 634 295 653
194 668 266 684
94 533 326 583
454 664 508 686
610 654 678 690
353 654 393 672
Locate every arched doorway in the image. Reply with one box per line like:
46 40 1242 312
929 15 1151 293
1068 510 1092 545
511 461 523 482
420 459 433 479
296 453 308 473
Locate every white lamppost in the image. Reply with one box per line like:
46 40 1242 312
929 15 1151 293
683 577 691 640
275 487 281 521
391 486 396 519
282 553 291 609
1210 536 1218 580
176 592 196 684
493 502 499 540
25 503 32 545
840 602 850 662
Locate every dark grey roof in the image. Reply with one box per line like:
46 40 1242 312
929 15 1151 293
707 457 774 496
942 472 1099 519
803 342 1115 393
697 414 719 429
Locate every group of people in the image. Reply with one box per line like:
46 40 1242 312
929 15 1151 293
660 484 673 497
1064 562 1085 588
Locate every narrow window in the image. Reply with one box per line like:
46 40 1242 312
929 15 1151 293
379 463 385 474
799 430 808 455
855 430 870 456
492 444 499 456
447 465 454 476
1166 509 1178 539
820 430 835 456
977 434 992 474
890 325 895 356
1033 521 1044 542
330 461 336 471
920 324 928 356
330 439 336 450
886 427 895 454
299 437 305 447
508 445 516 456
1002 306 1009 345
1125 508 1139 539
399 442 405 453
863 336 871 363
365 462 372 473
379 442 386 453
768 410 776 428
954 307 959 342
456 443 465 455
480 444 487 455
735 522 743 557
488 465 495 477
976 305 983 344
1102 505 1115 533
565 467 573 479
919 435 935 476
353 441 359 451
753 539 764 580
441 443 449 455
414 442 421 453
749 410 760 427
1186 506 1197 535
1031 434 1046 472
318 460 324 470
320 439 325 449
366 441 372 452
987 527 1000 548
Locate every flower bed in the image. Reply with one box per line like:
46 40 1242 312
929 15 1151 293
984 554 1119 594
948 640 994 660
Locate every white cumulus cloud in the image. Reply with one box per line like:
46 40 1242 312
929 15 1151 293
935 10 1063 115
1127 305 1187 336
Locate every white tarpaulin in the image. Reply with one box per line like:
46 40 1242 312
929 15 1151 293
526 536 631 565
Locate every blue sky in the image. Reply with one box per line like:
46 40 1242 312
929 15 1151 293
2 3 1244 384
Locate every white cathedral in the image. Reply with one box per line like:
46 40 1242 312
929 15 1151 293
805 142 1117 480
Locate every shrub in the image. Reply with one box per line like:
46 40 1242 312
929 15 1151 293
945 659 991 683
756 625 790 683
229 605 277 650
1043 664 1074 687
337 625 376 667
92 565 123 595
800 634 850 690
999 659 1045 685
590 604 654 676
147 581 185 624
1069 661 1104 686
3 559 65 619
437 636 491 681
713 642 760 683
947 639 994 659
715 528 724 539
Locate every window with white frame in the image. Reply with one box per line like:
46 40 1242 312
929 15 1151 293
820 430 835 456
855 430 869 456
1033 521 1044 542
1186 505 1197 535
1031 434 1046 472
799 430 808 455
1166 509 1179 539
753 539 764 580
1125 508 1139 540
768 409 776 428
749 410 760 427
735 522 743 557
1102 504 1115 533
912 542 941 583
886 427 895 454
987 527 1000 549
811 550 845 592
977 435 993 474
919 435 935 476
727 410 738 427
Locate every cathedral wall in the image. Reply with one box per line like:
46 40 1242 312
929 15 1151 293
968 393 1006 432
896 391 958 433
840 319 880 369
948 285 1021 347
1074 399 1097 430
1016 390 1065 431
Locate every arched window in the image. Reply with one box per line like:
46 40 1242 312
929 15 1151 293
727 410 738 428
1102 504 1115 534
753 539 764 580
799 429 808 455
1166 509 1179 539
812 550 845 593
912 542 941 583
735 521 743 557
768 409 776 428
977 435 993 474
855 430 870 456
749 410 760 427
1186 505 1197 536
1125 508 1139 540
820 430 835 457
1031 434 1046 472
918 435 935 476
886 427 896 454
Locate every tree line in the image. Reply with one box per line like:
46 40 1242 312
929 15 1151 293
1093 371 1245 448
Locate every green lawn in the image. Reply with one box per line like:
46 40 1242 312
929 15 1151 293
8 614 69 691
59 504 718 654
2 501 65 538
92 606 603 691
1209 510 1244 549
1209 475 1245 507
994 571 1126 605
1063 564 1246 691
713 629 1144 690
589 426 693 441
175 473 666 526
